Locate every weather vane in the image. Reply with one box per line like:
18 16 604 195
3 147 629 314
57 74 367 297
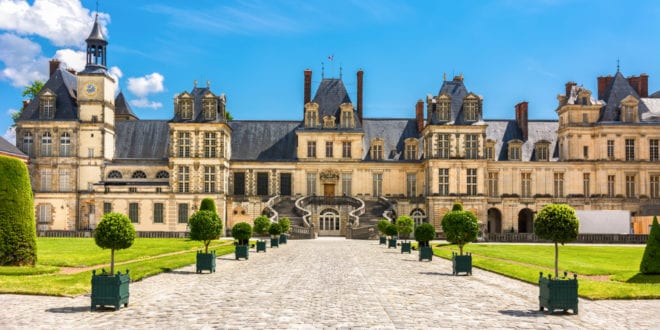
617 58 620 73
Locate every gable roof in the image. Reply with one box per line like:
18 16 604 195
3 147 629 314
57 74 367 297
19 69 78 122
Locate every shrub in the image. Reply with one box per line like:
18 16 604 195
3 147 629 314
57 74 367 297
188 210 223 253
414 223 436 248
269 223 282 237
640 216 660 274
94 212 136 274
232 222 252 246
377 219 390 236
253 216 271 239
441 203 478 255
385 223 398 238
534 203 579 278
395 216 414 241
199 198 217 213
278 217 291 233
0 156 37 266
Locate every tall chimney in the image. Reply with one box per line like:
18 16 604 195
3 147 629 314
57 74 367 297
596 75 613 99
357 69 364 123
49 59 61 77
565 81 577 98
304 69 312 106
416 100 424 133
515 101 529 141
627 74 649 97
22 100 30 109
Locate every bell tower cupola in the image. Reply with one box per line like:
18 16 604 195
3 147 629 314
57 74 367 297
85 14 108 71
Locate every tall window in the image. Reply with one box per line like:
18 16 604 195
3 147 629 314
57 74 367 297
406 173 417 197
129 203 139 223
203 98 216 120
306 172 316 196
41 96 55 118
405 144 417 160
178 132 191 157
23 132 33 157
607 140 615 158
464 100 478 121
485 146 494 161
437 134 450 158
341 173 352 196
465 134 478 159
180 100 192 119
340 109 353 128
233 172 245 195
153 203 164 223
488 172 498 197
178 203 188 223
41 132 52 156
342 141 352 158
280 173 292 196
372 144 383 160
372 173 383 197
204 132 216 158
651 175 660 198
204 166 216 193
256 172 269 196
305 109 317 128
438 100 450 121
650 139 659 161
178 166 190 192
625 175 636 198
438 168 449 196
521 173 531 197
536 144 549 161
583 173 590 197
60 132 71 157
307 141 316 158
325 141 333 158
103 202 112 214
466 169 477 196
607 175 616 197
509 146 521 161
59 169 70 192
553 172 564 197
583 146 589 159
625 139 635 161
41 169 52 191
38 204 52 224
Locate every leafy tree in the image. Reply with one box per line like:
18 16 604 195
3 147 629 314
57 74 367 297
534 204 579 278
377 219 390 236
385 223 398 238
231 222 252 246
12 80 44 125
199 198 217 213
414 223 436 248
188 210 223 253
225 111 234 121
0 156 37 266
253 216 271 240
269 223 282 237
278 217 291 233
640 216 660 274
395 216 414 242
94 212 136 275
441 203 479 255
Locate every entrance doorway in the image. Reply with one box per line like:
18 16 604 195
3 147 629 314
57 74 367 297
518 208 534 233
324 184 335 197
319 208 340 236
487 208 502 233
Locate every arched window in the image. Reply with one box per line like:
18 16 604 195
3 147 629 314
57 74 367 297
22 131 33 156
319 208 340 232
60 132 71 157
41 132 52 156
108 170 122 179
132 171 147 179
156 171 169 179
411 208 425 226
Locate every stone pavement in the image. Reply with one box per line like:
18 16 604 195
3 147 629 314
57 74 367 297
1 238 658 329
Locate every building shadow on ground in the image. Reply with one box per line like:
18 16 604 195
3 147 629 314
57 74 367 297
46 306 94 313
418 271 453 276
498 309 546 317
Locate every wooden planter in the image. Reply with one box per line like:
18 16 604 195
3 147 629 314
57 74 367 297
279 234 288 244
235 244 249 260
271 237 280 248
400 242 412 254
419 246 433 261
379 236 386 245
91 269 130 311
196 250 216 273
452 252 472 275
539 272 579 314
388 238 397 249
256 240 267 253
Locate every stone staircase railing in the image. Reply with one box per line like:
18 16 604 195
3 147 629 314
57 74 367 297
265 195 281 223
294 196 312 227
379 196 395 221
349 196 365 227
346 224 378 239
289 225 315 239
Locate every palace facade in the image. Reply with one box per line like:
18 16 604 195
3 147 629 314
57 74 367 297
15 18 660 236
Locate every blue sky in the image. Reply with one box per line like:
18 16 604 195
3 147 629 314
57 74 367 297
1 0 660 143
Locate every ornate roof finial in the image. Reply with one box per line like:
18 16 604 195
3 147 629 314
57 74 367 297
443 72 447 81
321 62 325 79
339 64 343 79
206 80 210 88
193 80 198 87
617 58 620 73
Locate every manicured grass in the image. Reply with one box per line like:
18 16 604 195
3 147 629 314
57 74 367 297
0 238 235 296
433 243 660 300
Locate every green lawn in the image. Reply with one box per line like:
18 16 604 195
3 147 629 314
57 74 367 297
0 238 235 296
433 243 660 300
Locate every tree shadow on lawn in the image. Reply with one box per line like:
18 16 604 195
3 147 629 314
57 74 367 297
626 273 660 284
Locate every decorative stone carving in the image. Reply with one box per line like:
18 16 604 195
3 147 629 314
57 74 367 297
319 168 340 183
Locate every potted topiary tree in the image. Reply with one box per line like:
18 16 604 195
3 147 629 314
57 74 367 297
385 223 398 249
232 222 252 260
415 223 435 261
253 216 270 253
269 222 282 248
91 212 136 311
640 216 660 274
377 219 389 245
278 217 291 244
534 203 580 314
396 216 414 254
441 203 479 275
188 209 223 274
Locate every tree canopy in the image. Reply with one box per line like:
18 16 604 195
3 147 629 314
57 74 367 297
441 204 479 255
534 203 579 278
640 216 660 274
94 212 136 274
188 210 223 253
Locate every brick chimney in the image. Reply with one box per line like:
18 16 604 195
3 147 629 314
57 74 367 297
565 81 577 98
515 101 529 141
596 75 613 99
49 59 61 77
22 100 30 109
416 100 424 133
627 74 649 97
304 69 312 106
357 69 364 123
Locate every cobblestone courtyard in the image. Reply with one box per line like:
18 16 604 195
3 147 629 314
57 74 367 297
1 238 658 329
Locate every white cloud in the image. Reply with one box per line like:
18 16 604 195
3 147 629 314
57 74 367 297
6 108 18 116
2 126 16 145
0 33 48 87
127 72 164 97
130 98 163 109
54 48 86 72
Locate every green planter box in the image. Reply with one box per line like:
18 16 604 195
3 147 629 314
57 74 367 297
419 246 433 261
256 240 267 253
452 252 472 275
196 250 216 273
271 237 280 248
279 234 288 244
388 238 397 249
235 244 249 260
91 269 130 311
401 242 412 254
539 272 579 314
379 236 387 245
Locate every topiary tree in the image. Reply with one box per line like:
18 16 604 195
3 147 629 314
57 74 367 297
232 222 252 246
534 204 579 278
414 223 436 248
377 219 390 236
441 203 479 255
94 212 136 275
269 223 282 237
385 223 398 238
199 198 217 213
278 217 291 233
188 210 223 254
395 216 414 242
640 216 660 274
253 216 271 240
0 156 37 266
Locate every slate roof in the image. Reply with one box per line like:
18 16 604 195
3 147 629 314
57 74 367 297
429 78 483 125
640 98 660 121
598 72 639 122
311 78 361 129
19 69 78 121
114 92 138 120
114 120 169 159
0 136 26 159
229 121 300 161
362 119 420 160
485 120 559 161
86 16 106 43
171 87 226 123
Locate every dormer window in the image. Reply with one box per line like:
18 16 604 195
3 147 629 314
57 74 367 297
405 138 418 160
535 141 550 161
178 97 193 120
437 94 451 121
340 103 354 129
620 95 639 123
305 103 319 128
40 91 56 119
371 138 384 160
463 95 480 122
323 116 336 129
508 140 522 161
202 97 216 120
